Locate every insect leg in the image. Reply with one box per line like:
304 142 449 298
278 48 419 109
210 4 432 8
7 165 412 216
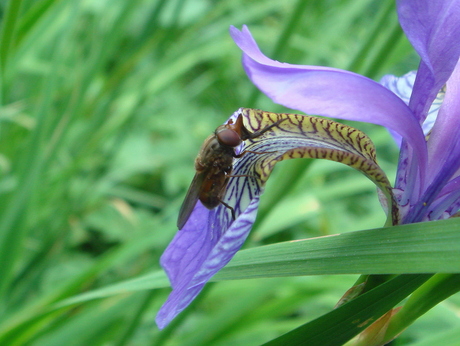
219 199 236 221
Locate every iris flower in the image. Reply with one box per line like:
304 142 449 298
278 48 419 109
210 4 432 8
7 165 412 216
156 0 460 329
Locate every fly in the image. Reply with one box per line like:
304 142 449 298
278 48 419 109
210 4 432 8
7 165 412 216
177 113 285 229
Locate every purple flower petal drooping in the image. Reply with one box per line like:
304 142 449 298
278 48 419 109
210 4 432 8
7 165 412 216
229 25 427 179
380 71 444 141
156 108 393 328
156 196 260 328
230 0 460 224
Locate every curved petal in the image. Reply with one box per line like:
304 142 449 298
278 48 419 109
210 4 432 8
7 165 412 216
380 71 415 146
157 108 397 328
426 176 460 220
380 71 415 106
381 69 447 209
406 60 460 223
380 71 444 141
427 61 460 182
230 25 427 179
156 197 259 329
158 205 220 291
397 0 460 120
235 108 398 224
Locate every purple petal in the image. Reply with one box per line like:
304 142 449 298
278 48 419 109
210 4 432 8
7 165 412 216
426 61 460 182
407 60 460 220
229 25 427 179
156 197 260 329
380 71 444 142
426 176 460 220
397 0 460 120
428 59 460 172
380 71 415 106
159 204 220 290
404 60 460 223
380 71 416 146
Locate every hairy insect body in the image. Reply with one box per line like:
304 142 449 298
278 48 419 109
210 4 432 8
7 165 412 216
195 135 234 209
177 113 285 229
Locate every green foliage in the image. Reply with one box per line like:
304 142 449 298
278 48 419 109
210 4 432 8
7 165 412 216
0 0 458 345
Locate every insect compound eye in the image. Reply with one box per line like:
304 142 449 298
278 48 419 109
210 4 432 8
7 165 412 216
216 128 241 147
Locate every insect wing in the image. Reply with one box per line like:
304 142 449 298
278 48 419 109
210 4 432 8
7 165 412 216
177 172 206 229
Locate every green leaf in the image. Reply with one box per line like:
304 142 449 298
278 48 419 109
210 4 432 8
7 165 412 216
0 0 24 74
52 218 460 312
262 274 432 346
54 270 169 308
215 218 460 280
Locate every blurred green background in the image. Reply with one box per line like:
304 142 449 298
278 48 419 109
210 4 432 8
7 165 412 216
0 0 459 344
